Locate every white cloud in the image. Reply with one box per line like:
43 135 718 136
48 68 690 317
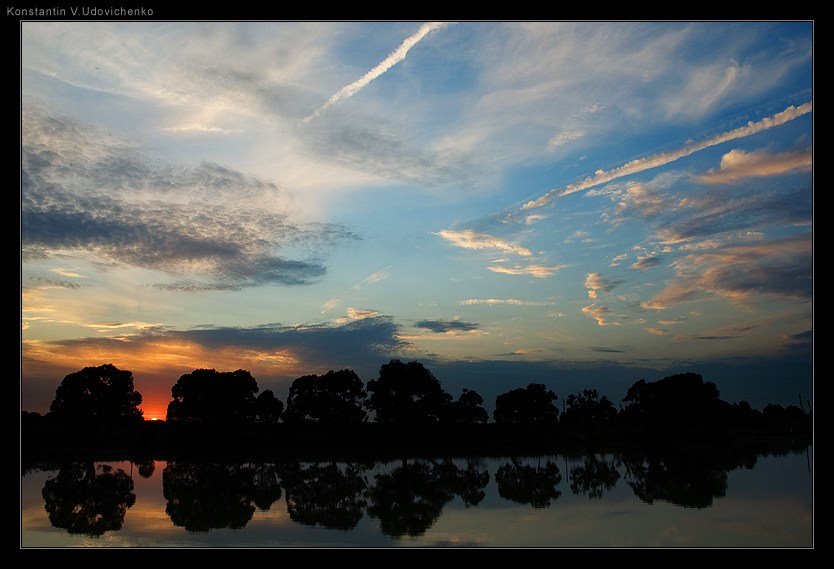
524 214 547 225
488 264 568 278
321 297 341 312
582 304 620 327
584 272 624 299
50 268 87 279
438 229 532 257
522 101 812 210
305 22 452 121
460 298 555 306
335 307 380 324
630 254 663 271
698 148 812 184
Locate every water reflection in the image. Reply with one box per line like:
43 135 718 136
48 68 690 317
495 458 562 508
282 461 368 530
367 459 489 537
162 461 282 531
28 444 812 545
569 454 621 499
41 462 136 537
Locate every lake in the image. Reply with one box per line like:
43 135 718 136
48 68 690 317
21 445 813 547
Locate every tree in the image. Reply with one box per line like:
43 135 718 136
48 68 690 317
621 372 722 429
366 360 453 424
560 389 617 430
284 369 366 425
48 364 143 423
166 368 259 423
446 388 489 424
42 462 136 536
493 383 559 424
254 390 284 423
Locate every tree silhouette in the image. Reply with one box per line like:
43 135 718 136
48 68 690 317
366 459 456 537
621 372 722 429
495 458 563 508
42 462 136 536
254 390 284 424
284 369 366 425
560 389 617 430
493 383 559 424
48 364 142 423
162 461 282 531
366 360 453 424
166 369 259 423
446 388 489 424
134 459 156 479
282 462 368 530
569 454 621 498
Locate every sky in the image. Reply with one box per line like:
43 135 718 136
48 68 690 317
21 21 813 419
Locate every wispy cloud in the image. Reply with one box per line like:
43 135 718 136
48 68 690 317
584 273 624 299
335 307 381 324
438 229 532 257
524 214 548 225
697 148 811 185
161 124 243 134
460 298 555 306
582 304 621 327
643 235 811 310
50 268 87 279
305 22 451 121
488 264 567 278
22 105 355 290
522 101 812 210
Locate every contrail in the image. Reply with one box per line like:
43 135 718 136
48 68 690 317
304 22 451 122
522 101 813 211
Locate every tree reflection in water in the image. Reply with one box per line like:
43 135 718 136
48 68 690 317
282 462 368 530
41 462 136 537
366 458 489 538
569 454 621 499
495 458 562 508
162 461 282 532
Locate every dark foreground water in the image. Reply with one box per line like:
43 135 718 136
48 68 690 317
21 446 812 547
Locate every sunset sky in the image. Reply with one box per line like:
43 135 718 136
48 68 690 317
21 21 812 419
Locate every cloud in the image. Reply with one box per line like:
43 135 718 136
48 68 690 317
335 307 381 324
459 298 555 306
487 264 568 278
321 297 341 312
609 253 629 268
27 277 84 290
305 22 452 121
644 327 670 335
161 124 243 134
582 304 621 327
631 255 663 271
50 268 87 279
698 148 812 185
658 316 687 326
643 235 811 310
584 273 624 299
22 105 355 290
548 128 585 149
415 319 479 334
522 101 812 210
353 268 391 288
438 229 532 257
591 347 625 353
524 214 547 225
694 335 740 340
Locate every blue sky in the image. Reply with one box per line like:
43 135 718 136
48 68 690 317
21 22 812 418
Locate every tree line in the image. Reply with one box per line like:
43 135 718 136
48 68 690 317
26 360 811 434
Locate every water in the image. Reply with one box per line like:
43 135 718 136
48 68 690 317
21 446 813 547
